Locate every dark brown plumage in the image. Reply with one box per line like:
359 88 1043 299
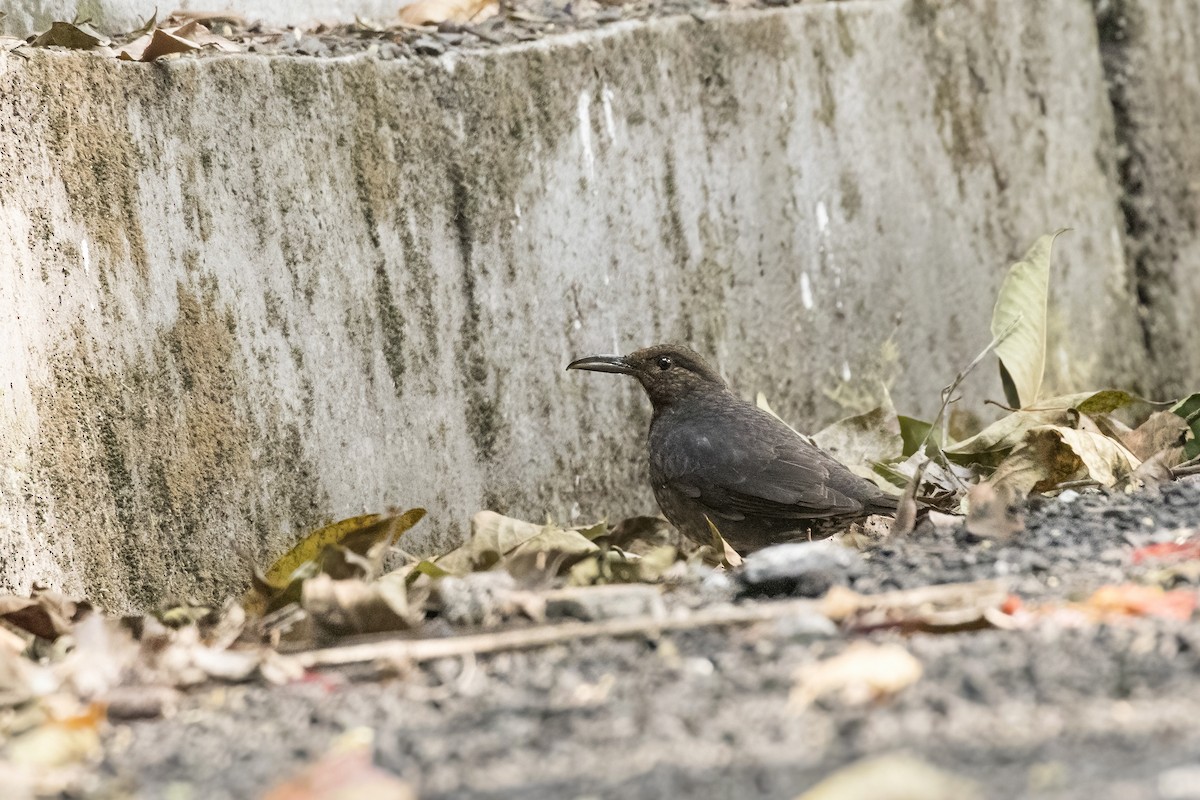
567 344 897 553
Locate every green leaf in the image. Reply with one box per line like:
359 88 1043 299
1171 393 1200 459
990 230 1067 408
898 415 941 457
1029 389 1150 415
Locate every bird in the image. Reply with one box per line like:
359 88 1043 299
567 344 898 554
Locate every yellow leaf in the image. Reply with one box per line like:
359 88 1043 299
264 509 426 586
704 516 743 568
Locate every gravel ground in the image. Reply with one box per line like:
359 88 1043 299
90 480 1200 799
16 0 819 62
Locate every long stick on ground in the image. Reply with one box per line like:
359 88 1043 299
284 580 1006 670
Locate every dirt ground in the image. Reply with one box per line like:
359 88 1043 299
87 480 1200 799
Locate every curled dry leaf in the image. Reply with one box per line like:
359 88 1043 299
704 517 743 569
944 408 1071 463
245 509 426 619
789 642 922 711
302 573 418 638
1121 411 1191 461
988 425 1140 497
0 586 91 641
266 510 426 587
435 511 599 575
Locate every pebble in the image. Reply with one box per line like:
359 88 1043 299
738 541 863 597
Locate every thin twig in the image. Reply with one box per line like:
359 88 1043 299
908 318 1022 495
984 399 1021 413
283 581 1005 671
919 317 1022 456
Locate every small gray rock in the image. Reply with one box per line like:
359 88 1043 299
433 571 520 627
295 36 328 56
737 541 863 597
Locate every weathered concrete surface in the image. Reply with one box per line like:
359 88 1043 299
0 0 1146 609
0 0 405 38
1094 0 1200 398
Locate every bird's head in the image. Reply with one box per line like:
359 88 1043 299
567 344 727 408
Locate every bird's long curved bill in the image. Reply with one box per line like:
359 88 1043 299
566 354 634 374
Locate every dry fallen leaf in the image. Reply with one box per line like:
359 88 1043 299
435 511 600 576
703 516 743 569
821 581 1008 633
790 641 922 710
302 573 417 638
1131 532 1200 565
31 21 110 50
0 586 91 641
1122 411 1191 461
988 425 1140 496
399 0 499 26
261 728 415 800
137 28 201 61
1085 584 1196 621
796 752 982 800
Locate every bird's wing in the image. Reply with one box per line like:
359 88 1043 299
654 409 874 521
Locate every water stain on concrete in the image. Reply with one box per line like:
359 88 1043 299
36 56 149 281
31 285 327 610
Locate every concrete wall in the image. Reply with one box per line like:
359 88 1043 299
1094 0 1200 398
0 0 1181 610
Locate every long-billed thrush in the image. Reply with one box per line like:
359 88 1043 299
567 344 898 553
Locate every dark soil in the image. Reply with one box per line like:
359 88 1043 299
94 481 1200 799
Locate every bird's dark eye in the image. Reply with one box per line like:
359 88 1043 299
656 356 673 371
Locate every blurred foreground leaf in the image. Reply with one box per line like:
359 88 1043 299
261 728 414 800
399 0 498 26
797 753 982 800
1171 393 1200 459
